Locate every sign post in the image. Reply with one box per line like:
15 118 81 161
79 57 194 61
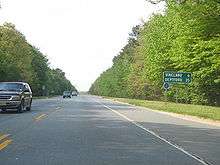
163 82 170 91
163 82 170 102
42 85 46 96
163 71 192 102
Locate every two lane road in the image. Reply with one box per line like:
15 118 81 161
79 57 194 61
0 95 219 165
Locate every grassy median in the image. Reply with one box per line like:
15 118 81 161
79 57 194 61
108 97 220 121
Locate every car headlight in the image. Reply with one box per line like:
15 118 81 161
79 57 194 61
11 96 21 101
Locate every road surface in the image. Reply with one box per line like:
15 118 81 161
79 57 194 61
0 95 219 165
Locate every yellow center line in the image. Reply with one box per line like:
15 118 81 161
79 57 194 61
0 139 12 151
0 134 10 141
34 114 47 121
51 106 62 113
55 109 62 112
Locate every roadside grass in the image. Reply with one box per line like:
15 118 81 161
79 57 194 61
106 97 220 121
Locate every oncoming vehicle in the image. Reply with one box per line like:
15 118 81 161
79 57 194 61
63 91 72 98
72 91 78 96
0 82 32 113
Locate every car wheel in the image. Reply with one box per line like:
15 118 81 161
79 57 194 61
1 108 6 112
26 99 32 111
17 100 25 113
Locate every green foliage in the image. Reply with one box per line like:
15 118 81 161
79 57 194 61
46 69 76 95
0 23 76 96
90 0 220 106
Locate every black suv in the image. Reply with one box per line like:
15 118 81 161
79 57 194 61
0 82 32 113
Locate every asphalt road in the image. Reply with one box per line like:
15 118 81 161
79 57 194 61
0 95 219 165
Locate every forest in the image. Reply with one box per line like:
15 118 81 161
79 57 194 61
89 0 220 106
0 23 76 96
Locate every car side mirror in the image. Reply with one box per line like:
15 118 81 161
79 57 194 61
24 88 29 92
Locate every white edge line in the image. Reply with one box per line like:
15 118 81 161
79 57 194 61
106 99 220 127
95 100 211 165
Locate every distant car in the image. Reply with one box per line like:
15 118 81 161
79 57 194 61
63 91 72 98
72 91 78 96
0 82 32 113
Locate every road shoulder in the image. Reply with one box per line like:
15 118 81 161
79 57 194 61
104 97 220 127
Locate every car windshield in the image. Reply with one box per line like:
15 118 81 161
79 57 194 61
63 91 71 94
0 83 23 92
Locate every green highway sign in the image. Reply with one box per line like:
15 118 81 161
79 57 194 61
163 71 192 84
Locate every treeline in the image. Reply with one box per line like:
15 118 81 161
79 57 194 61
0 23 76 96
89 0 220 106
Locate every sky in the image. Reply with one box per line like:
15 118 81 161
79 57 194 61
0 0 165 91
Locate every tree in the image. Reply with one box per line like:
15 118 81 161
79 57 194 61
90 0 220 106
0 23 76 96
